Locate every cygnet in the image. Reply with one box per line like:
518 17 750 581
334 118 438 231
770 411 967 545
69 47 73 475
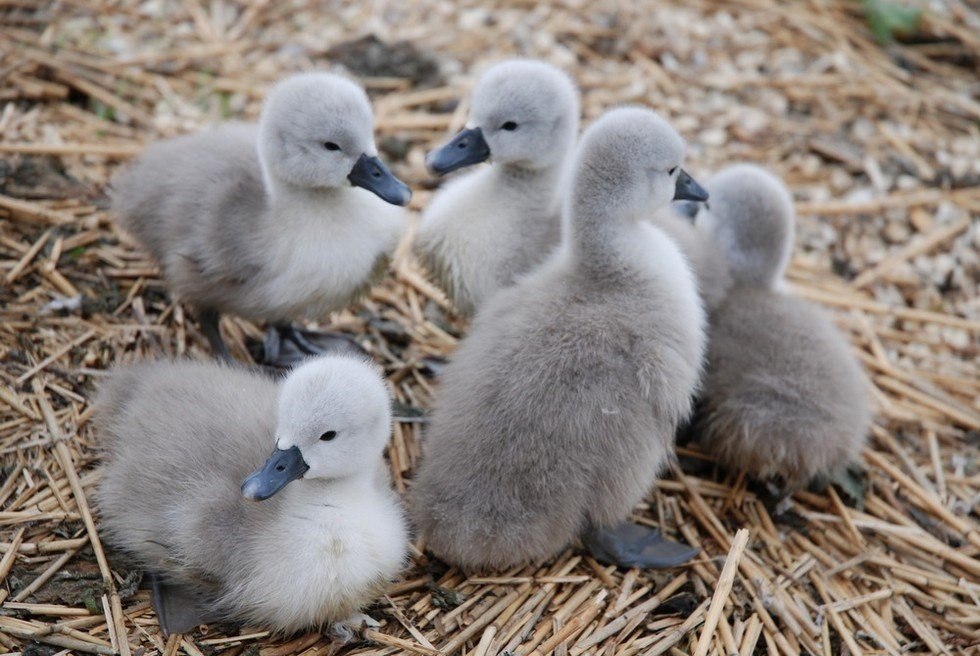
691 164 871 490
112 72 411 365
96 355 407 635
411 107 708 570
415 59 579 315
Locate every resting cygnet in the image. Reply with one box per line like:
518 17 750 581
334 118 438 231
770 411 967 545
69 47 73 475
96 356 407 635
411 107 708 570
691 164 871 490
112 72 411 366
415 59 579 315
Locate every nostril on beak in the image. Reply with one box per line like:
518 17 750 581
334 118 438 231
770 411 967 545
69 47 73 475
275 464 285 472
457 140 468 148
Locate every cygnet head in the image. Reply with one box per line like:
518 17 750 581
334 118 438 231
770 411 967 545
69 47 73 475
426 59 579 175
568 107 708 225
241 355 392 501
695 164 794 288
257 72 411 205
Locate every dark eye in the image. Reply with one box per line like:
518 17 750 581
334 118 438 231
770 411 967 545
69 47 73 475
323 142 341 151
320 430 337 441
501 121 518 131
668 166 678 175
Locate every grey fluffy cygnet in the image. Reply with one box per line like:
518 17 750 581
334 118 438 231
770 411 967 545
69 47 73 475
112 72 411 365
415 59 579 316
691 164 871 490
96 356 407 636
411 107 708 571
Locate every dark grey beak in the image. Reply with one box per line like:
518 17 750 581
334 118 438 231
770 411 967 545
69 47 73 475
426 127 491 175
673 200 703 222
241 445 309 501
348 154 412 206
673 169 709 202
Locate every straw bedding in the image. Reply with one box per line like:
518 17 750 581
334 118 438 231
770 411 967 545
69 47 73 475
1 1 978 654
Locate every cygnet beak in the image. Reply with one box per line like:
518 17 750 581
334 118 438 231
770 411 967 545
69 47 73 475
348 154 412 206
426 127 491 176
673 169 709 202
673 200 702 222
241 445 310 501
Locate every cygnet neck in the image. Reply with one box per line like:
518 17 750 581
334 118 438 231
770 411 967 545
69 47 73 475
281 468 375 508
493 159 568 214
564 168 647 275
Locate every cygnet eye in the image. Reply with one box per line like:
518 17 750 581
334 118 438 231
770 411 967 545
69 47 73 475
501 121 518 131
323 142 341 152
320 430 338 441
668 166 678 176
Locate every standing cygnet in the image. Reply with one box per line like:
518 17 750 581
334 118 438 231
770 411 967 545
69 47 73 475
691 164 871 490
411 107 708 571
112 72 411 366
415 59 579 316
96 355 407 635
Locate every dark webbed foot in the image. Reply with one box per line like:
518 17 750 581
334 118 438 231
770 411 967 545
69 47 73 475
197 309 233 361
261 323 367 368
149 572 211 636
583 522 699 569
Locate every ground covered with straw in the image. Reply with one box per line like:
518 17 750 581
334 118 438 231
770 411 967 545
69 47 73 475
1 1 978 654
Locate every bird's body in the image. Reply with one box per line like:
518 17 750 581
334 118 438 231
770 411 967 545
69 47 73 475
651 207 732 311
417 165 563 315
114 124 401 323
691 164 870 489
412 108 707 570
111 72 410 362
96 359 406 633
416 60 578 315
699 287 870 485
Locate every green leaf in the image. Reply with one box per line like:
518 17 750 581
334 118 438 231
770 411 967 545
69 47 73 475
861 0 922 44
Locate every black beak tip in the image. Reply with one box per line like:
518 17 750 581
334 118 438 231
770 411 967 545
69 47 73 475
391 183 412 206
241 477 269 501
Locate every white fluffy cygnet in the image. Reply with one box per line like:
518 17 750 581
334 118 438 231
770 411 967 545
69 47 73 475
415 59 579 315
96 355 407 635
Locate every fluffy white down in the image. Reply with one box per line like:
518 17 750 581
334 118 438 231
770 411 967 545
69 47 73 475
634 222 706 372
221 467 407 632
417 168 561 315
251 188 403 320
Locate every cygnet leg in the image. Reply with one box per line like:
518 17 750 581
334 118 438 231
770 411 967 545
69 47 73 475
582 522 699 569
328 612 380 644
197 309 232 361
261 323 366 368
149 572 211 636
